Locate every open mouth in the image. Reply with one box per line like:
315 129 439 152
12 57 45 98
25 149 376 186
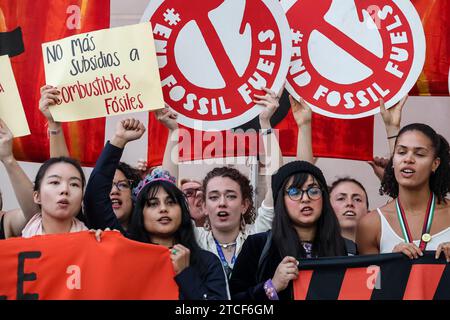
158 217 172 224
217 211 229 217
343 210 356 217
400 168 415 178
301 207 313 213
111 199 122 209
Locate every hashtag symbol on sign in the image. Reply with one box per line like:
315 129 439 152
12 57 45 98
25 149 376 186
163 8 181 26
291 29 303 44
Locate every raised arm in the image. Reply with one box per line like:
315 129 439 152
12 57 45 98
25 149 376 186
380 96 407 155
39 85 69 157
254 87 283 208
84 118 146 232
290 95 314 163
0 119 39 234
156 105 179 181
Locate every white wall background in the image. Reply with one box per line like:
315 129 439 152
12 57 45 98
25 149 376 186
1 1 449 211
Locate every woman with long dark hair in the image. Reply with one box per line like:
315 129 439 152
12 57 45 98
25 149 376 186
128 169 228 300
229 161 347 300
357 123 450 261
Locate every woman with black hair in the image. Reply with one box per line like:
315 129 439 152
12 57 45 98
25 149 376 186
229 161 347 300
39 86 143 232
357 123 450 262
128 169 229 300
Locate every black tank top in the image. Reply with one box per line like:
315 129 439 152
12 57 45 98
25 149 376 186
0 214 5 240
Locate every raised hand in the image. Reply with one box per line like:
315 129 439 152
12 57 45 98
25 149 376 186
255 85 284 129
39 85 61 124
290 95 312 127
368 156 389 181
111 118 146 149
380 96 408 133
155 104 178 131
0 118 14 163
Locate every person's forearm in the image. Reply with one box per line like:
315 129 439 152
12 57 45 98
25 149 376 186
297 124 313 163
48 122 70 157
386 125 400 155
162 129 179 181
2 157 39 220
260 120 282 207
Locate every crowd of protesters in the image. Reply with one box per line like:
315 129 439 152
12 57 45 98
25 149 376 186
0 84 449 300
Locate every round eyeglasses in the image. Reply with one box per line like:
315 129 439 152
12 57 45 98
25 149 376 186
112 180 133 191
183 187 202 198
285 186 322 201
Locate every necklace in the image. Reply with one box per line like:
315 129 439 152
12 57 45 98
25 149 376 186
216 241 237 249
395 192 436 251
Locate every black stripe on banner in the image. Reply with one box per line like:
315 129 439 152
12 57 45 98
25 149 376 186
371 255 411 300
0 27 25 57
434 264 450 300
305 267 346 300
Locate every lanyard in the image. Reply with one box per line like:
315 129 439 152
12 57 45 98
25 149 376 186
214 239 236 277
395 193 436 251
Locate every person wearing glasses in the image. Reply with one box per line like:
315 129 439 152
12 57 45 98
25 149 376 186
180 178 205 227
83 118 146 234
229 161 348 300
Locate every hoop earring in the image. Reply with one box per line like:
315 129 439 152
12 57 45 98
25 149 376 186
203 216 211 231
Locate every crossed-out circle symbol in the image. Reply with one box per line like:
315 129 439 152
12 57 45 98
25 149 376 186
283 0 425 119
142 0 291 130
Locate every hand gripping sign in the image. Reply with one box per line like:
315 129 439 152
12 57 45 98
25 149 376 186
142 0 292 131
281 0 426 119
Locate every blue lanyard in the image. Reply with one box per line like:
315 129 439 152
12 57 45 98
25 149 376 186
214 239 236 268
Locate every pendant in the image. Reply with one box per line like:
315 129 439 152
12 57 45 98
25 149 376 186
421 233 432 243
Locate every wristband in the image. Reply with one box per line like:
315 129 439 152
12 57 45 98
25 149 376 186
387 135 398 140
261 128 273 136
48 128 61 136
263 279 279 300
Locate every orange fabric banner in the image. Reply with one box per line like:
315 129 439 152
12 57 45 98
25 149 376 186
0 231 179 300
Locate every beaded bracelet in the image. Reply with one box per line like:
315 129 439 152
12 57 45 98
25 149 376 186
263 279 279 300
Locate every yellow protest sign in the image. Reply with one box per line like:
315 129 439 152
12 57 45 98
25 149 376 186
42 22 164 122
0 55 30 137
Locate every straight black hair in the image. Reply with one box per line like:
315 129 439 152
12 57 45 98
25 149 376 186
272 172 347 259
128 180 205 271
33 157 86 222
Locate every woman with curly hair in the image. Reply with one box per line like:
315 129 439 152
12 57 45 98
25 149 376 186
195 87 283 279
357 123 450 262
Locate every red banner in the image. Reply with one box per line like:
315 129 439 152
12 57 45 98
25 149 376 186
293 252 450 300
0 231 179 300
0 0 110 166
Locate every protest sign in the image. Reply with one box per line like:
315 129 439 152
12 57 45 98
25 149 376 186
42 22 164 122
0 54 30 137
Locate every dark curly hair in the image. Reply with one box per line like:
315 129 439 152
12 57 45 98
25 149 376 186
117 162 141 189
202 167 256 225
380 123 450 203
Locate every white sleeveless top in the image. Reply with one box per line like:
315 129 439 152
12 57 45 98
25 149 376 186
377 208 450 253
